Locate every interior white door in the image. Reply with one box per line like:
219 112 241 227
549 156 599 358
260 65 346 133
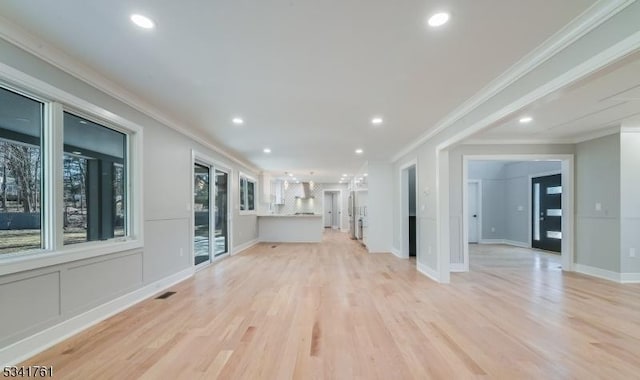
324 193 333 227
468 182 479 243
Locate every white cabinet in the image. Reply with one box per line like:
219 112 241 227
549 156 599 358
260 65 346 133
272 179 285 205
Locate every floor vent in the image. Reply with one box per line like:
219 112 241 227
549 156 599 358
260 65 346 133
155 291 176 299
271 245 277 248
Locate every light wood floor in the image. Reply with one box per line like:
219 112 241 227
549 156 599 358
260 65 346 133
23 232 640 379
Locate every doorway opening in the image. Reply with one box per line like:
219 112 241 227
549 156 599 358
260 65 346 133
461 156 573 272
400 161 418 260
323 190 341 229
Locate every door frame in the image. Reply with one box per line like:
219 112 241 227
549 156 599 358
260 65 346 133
399 159 419 261
322 189 343 230
466 180 482 245
191 150 233 270
462 154 574 272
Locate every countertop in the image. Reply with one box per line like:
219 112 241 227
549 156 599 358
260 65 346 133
257 214 322 218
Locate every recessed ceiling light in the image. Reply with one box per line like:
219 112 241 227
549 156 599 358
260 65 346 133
371 117 383 125
130 14 155 29
342 174 347 177
363 173 368 177
355 149 364 154
232 117 244 125
79 120 88 125
288 173 294 177
72 151 82 155
519 116 533 124
428 12 450 27
263 148 271 153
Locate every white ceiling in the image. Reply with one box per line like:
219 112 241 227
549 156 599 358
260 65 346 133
0 0 597 182
468 50 640 143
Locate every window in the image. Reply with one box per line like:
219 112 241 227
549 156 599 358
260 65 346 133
63 112 127 244
0 87 43 254
0 80 139 267
239 174 256 213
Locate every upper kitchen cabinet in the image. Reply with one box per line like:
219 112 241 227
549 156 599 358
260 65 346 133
272 179 285 205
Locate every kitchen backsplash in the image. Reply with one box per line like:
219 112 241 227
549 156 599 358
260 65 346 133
274 183 347 215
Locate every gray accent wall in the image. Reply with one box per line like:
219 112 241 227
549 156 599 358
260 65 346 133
575 134 620 272
468 160 562 244
0 38 258 350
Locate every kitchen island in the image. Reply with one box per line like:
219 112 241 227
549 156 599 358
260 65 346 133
257 214 323 243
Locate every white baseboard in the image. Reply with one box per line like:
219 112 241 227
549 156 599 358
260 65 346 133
479 239 503 244
390 247 405 259
340 228 349 233
574 264 621 283
503 239 530 248
0 267 194 366
450 263 467 272
417 262 440 282
479 239 529 248
621 272 640 283
233 239 259 255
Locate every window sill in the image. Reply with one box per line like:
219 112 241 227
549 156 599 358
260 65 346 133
0 238 143 277
239 210 257 216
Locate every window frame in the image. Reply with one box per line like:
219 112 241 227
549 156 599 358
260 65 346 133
238 172 257 215
0 63 144 277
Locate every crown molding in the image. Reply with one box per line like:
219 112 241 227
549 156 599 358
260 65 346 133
461 125 622 146
0 15 260 174
392 0 636 162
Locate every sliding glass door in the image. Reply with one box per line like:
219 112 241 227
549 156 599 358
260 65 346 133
214 169 229 257
194 163 211 266
194 161 230 268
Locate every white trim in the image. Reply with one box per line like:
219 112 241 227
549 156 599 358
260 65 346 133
399 160 418 261
417 262 440 282
233 239 259 255
462 126 622 146
621 273 640 283
391 0 636 161
574 264 622 282
0 267 194 366
450 263 466 272
503 240 530 248
478 239 531 248
479 239 506 245
437 30 640 151
390 247 404 259
0 16 259 174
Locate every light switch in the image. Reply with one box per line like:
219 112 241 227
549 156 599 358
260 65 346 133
517 205 524 211
595 203 602 211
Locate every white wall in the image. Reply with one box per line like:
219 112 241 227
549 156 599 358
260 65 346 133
619 129 640 275
366 162 393 253
0 36 259 357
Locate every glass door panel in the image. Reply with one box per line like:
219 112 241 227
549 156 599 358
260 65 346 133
194 163 210 266
214 169 229 256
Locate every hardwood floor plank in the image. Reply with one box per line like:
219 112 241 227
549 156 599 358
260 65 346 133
19 234 640 379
